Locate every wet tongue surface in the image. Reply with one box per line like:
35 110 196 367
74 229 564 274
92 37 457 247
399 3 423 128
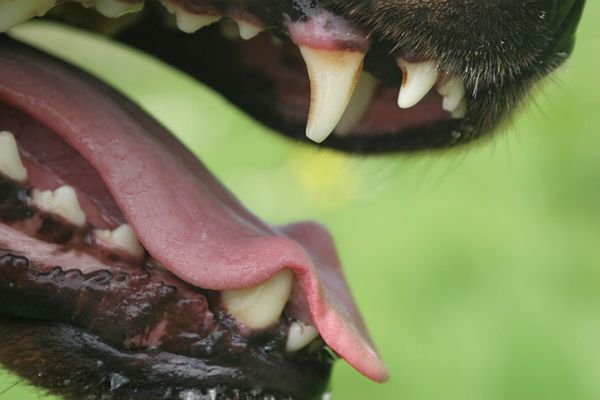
0 36 388 382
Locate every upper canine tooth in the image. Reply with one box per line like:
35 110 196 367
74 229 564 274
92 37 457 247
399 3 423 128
32 185 86 227
437 76 466 113
286 321 319 352
334 72 378 136
0 131 28 182
397 59 439 109
0 0 55 32
300 47 365 143
222 269 293 330
161 1 220 33
94 0 143 18
95 224 144 258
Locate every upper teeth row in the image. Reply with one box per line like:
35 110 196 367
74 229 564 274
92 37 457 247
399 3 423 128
0 0 468 144
0 130 144 258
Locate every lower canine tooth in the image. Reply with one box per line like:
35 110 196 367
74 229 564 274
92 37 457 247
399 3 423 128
334 72 378 136
286 322 319 352
161 1 219 33
397 59 438 109
32 185 86 227
94 0 143 18
0 0 55 32
0 131 28 182
437 76 466 112
222 269 293 330
300 47 365 143
95 224 144 258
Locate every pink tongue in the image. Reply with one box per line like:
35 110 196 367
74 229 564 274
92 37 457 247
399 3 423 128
0 38 388 382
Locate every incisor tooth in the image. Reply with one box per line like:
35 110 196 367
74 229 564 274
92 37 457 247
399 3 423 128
236 20 263 40
161 1 219 33
286 322 319 352
334 72 378 136
451 98 468 119
0 131 28 182
437 76 466 113
32 186 86 227
94 0 143 18
222 269 293 329
95 224 144 258
0 0 55 32
397 59 438 109
300 47 365 143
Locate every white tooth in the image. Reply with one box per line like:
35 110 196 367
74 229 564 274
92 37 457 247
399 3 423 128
286 322 319 352
334 72 378 136
0 0 55 32
451 98 468 119
0 131 27 182
437 76 466 112
299 47 365 143
397 59 438 109
236 20 263 40
94 0 143 18
32 186 86 227
161 1 219 33
222 269 293 330
95 224 144 258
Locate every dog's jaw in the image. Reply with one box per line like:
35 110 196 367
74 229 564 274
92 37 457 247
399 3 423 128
0 0 587 399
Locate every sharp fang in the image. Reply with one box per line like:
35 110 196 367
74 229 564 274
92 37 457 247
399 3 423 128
397 59 438 109
161 1 220 33
32 186 86 227
300 47 365 143
0 131 28 182
0 0 55 32
222 269 294 330
94 0 143 18
334 72 378 136
286 322 319 352
451 98 468 119
236 20 263 40
95 224 144 258
437 76 466 113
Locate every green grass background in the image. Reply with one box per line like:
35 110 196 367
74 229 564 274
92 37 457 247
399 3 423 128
2 2 599 399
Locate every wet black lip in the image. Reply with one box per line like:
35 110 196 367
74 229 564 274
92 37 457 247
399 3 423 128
40 1 586 155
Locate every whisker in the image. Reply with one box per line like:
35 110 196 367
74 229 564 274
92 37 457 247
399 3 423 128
0 379 24 397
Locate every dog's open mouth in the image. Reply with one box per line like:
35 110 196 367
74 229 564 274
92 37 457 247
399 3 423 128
0 0 586 399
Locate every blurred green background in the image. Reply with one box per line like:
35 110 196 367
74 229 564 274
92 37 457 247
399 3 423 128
2 2 599 399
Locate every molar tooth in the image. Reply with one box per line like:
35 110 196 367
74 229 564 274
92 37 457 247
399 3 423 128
397 59 439 109
437 76 466 113
95 224 144 258
222 269 293 330
451 98 468 119
161 1 219 33
0 131 28 182
236 20 263 40
0 0 55 32
299 47 365 143
286 321 319 352
334 72 378 136
94 0 143 18
32 186 86 227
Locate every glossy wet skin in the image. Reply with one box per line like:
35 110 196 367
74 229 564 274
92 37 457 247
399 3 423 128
0 0 586 399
